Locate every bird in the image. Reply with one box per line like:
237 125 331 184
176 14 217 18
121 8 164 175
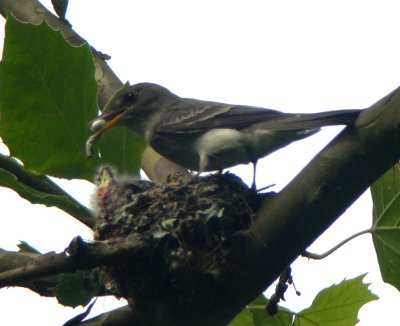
87 82 360 189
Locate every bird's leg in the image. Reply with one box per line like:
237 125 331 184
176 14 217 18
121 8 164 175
251 160 258 190
251 160 275 192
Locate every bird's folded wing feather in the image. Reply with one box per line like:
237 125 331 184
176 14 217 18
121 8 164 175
155 101 284 134
155 99 359 134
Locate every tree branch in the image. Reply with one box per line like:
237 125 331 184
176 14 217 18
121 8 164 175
0 154 95 227
206 86 400 325
0 235 148 288
0 249 55 296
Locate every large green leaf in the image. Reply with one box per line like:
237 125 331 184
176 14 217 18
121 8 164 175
96 124 145 176
0 15 99 180
0 15 144 181
294 274 378 326
230 275 376 326
370 163 400 290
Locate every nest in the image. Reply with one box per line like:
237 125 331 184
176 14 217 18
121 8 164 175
92 167 265 321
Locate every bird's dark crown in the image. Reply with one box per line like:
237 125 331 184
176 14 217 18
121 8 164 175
123 82 172 99
101 82 175 114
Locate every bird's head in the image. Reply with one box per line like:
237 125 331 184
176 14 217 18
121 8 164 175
90 82 175 134
86 82 176 157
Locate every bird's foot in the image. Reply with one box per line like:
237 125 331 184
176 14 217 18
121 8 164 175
255 183 275 192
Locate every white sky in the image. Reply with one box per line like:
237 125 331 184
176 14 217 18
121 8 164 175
1 0 400 325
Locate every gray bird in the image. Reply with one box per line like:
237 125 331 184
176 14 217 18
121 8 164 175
87 83 360 188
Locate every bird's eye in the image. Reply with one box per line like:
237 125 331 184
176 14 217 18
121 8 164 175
124 92 137 103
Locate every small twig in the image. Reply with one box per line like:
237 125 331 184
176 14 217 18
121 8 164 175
302 228 372 260
256 184 276 192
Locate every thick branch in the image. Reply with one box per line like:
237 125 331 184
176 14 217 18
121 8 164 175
0 249 56 296
205 87 400 325
0 235 148 288
141 147 190 183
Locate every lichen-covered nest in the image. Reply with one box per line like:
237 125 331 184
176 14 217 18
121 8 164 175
92 167 265 319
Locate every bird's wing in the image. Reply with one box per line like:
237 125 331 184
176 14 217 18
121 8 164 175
156 101 284 134
156 99 359 134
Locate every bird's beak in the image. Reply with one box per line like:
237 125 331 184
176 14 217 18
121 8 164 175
86 108 129 157
90 108 129 136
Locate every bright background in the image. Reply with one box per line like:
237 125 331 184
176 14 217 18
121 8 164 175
1 0 400 324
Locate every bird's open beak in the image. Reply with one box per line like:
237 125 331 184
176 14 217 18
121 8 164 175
90 109 128 135
86 108 129 157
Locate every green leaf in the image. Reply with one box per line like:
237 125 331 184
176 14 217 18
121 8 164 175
0 15 143 181
0 166 94 226
294 274 378 326
0 15 99 180
229 309 254 326
229 295 293 326
253 308 292 326
97 127 145 176
370 163 400 290
54 272 99 307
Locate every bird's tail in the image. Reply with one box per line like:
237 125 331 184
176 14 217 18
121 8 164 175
265 109 360 131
